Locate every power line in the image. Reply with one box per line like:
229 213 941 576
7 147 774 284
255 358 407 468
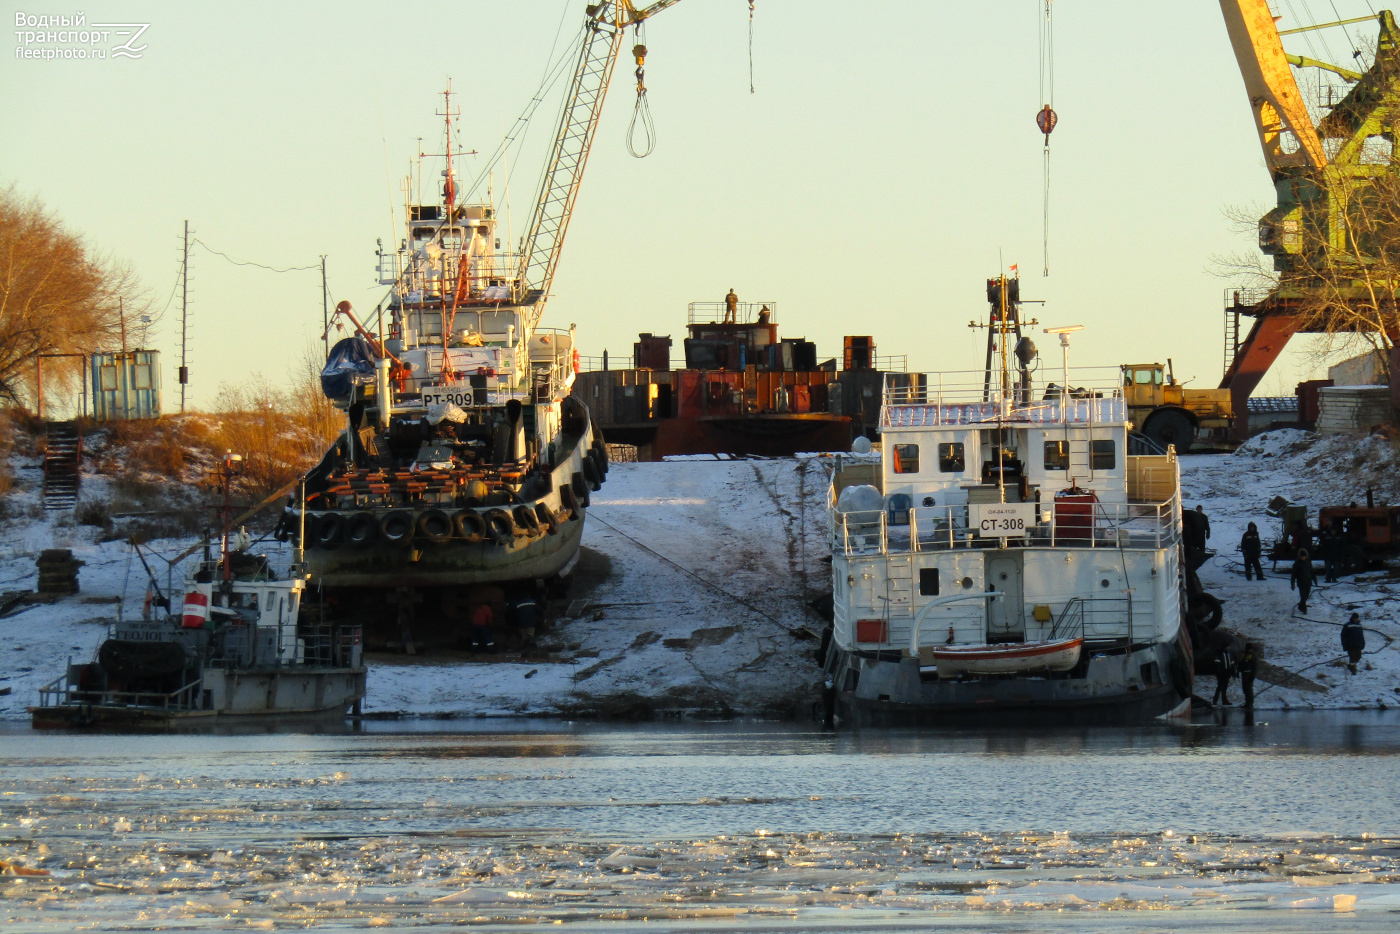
191 238 320 274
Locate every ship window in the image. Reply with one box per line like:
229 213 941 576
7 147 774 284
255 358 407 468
418 312 443 338
892 444 920 474
938 442 965 473
1044 440 1069 470
1091 439 1116 469
412 226 435 242
1134 368 1160 385
919 568 939 596
99 365 118 391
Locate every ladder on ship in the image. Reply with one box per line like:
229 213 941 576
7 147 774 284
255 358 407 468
42 421 82 510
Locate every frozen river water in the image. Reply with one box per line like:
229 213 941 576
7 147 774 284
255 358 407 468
3 714 1400 931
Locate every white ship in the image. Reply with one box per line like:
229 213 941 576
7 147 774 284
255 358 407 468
822 279 1196 724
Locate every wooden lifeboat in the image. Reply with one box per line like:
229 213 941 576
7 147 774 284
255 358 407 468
932 636 1083 679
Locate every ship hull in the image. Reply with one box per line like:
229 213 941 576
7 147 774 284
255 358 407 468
824 639 1188 727
306 511 586 588
31 666 366 730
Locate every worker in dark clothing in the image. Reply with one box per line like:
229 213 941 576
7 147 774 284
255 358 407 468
1238 642 1259 710
1213 642 1237 707
1195 505 1211 541
1290 548 1314 613
723 288 739 323
507 593 540 649
1341 612 1367 674
1240 521 1264 581
1319 520 1340 583
1182 509 1208 569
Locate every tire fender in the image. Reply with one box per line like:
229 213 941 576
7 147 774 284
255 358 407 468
417 509 453 545
453 509 487 542
316 512 346 550
483 507 515 543
380 510 415 546
346 512 379 548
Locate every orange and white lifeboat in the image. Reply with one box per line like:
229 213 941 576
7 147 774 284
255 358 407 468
933 636 1083 679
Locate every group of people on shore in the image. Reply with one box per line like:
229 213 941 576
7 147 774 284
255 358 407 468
1200 506 1370 709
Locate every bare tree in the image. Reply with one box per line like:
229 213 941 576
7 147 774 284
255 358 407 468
0 187 152 406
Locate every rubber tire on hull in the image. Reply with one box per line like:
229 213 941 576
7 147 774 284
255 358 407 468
1145 408 1196 455
1188 591 1223 630
571 471 587 498
582 456 601 491
380 510 414 546
316 512 346 550
561 396 588 437
484 507 514 543
536 502 560 535
453 509 487 542
346 512 379 548
559 483 579 519
592 438 608 475
513 504 541 536
418 509 454 545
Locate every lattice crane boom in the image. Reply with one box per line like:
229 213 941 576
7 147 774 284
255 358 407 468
516 1 683 329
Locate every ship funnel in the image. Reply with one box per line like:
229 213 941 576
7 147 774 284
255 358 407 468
505 399 526 463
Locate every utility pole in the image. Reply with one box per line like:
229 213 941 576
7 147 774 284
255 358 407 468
320 255 329 358
180 220 190 413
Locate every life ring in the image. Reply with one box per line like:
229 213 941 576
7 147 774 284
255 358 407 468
380 510 415 546
559 483 579 518
513 503 542 535
316 512 346 549
418 509 454 545
582 456 601 491
484 507 515 542
536 502 559 535
346 512 379 548
454 509 487 542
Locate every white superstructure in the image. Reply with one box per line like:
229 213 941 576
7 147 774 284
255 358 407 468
824 366 1191 722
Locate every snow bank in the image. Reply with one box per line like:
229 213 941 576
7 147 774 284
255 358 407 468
4 424 1399 719
1185 429 1400 711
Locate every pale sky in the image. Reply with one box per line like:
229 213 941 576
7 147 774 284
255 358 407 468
3 1 1383 411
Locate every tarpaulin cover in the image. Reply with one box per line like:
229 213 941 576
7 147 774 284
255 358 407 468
321 337 378 400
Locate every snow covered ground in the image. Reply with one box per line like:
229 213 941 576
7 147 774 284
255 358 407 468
3 431 1399 720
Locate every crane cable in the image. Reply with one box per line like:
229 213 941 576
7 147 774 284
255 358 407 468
749 0 756 93
1037 0 1056 278
627 25 657 158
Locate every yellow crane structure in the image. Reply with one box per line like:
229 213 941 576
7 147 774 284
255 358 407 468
1217 2 1400 439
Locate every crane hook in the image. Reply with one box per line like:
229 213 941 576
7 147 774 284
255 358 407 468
1036 104 1057 144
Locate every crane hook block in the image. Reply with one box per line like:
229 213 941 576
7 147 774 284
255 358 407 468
633 43 647 66
1036 105 1057 142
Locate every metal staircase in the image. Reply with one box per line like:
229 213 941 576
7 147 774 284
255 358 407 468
42 421 82 510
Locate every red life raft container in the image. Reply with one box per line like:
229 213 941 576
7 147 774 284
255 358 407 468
1054 487 1098 541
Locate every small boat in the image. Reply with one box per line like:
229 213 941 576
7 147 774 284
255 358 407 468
930 637 1083 679
31 543 365 729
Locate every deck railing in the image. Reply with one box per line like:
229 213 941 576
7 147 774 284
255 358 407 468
35 675 204 712
881 368 1127 426
831 492 1180 557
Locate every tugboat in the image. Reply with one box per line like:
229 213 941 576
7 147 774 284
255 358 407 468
284 86 607 616
33 456 366 729
820 276 1197 724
